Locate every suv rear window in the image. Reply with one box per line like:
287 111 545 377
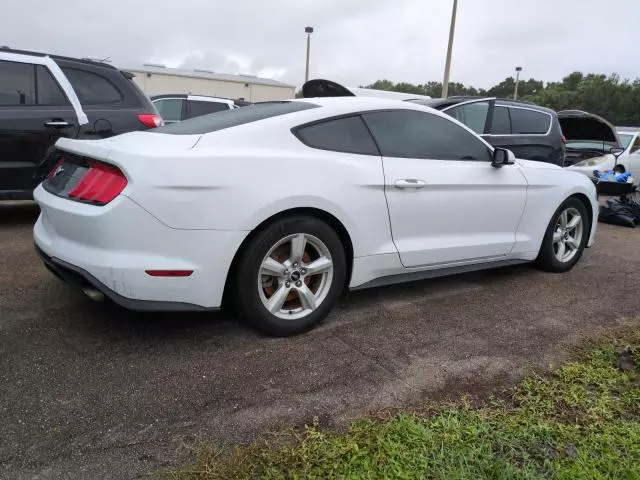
509 108 551 134
62 68 123 104
153 101 318 135
187 100 231 118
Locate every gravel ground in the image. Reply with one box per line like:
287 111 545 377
1 201 639 479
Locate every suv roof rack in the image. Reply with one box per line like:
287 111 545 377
0 46 117 70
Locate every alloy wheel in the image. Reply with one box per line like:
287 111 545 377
552 207 584 263
257 233 334 320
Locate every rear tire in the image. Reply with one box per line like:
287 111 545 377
231 216 346 336
536 197 589 273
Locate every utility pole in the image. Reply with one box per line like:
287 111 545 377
514 66 523 100
304 26 314 83
441 0 458 98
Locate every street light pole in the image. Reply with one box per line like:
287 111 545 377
441 0 458 98
305 26 314 83
514 66 523 100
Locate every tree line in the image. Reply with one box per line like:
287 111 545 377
364 72 640 126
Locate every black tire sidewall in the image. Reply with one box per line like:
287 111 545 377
233 216 346 336
537 198 589 272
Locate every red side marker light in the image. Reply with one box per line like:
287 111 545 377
145 270 194 277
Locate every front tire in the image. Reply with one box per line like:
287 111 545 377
536 197 589 273
231 216 346 336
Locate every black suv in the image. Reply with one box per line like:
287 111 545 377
0 48 162 200
408 97 566 165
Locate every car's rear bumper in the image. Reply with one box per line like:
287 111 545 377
33 185 249 310
36 244 216 311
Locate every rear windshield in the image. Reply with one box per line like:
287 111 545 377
152 101 318 135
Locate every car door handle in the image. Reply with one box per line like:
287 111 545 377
394 179 427 189
44 120 72 128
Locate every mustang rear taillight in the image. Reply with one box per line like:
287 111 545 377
138 113 164 128
67 161 127 205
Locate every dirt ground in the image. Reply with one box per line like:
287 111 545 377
1 201 639 480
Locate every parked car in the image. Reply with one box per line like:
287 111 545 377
567 125 640 178
0 47 163 200
302 80 626 169
34 97 597 336
151 94 251 123
302 78 432 102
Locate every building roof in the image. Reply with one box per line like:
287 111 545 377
120 64 295 89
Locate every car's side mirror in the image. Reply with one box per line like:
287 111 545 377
491 148 516 168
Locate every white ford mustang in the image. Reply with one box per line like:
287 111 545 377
34 97 598 336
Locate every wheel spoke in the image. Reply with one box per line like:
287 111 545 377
567 214 582 231
556 241 566 259
296 283 317 311
265 284 290 313
566 236 578 249
260 257 286 277
559 210 568 228
290 234 307 263
304 256 332 276
553 231 563 244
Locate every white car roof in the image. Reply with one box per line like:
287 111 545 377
345 87 431 101
291 96 435 113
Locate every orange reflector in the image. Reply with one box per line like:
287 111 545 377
145 270 193 277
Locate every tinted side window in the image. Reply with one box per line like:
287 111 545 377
36 66 68 106
510 108 551 134
490 106 511 135
62 68 123 104
362 110 492 161
296 115 379 155
444 101 489 134
0 60 35 105
187 100 231 119
153 98 185 122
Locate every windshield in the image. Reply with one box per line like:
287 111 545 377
618 133 634 150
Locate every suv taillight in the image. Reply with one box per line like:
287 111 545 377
45 157 127 206
138 113 164 128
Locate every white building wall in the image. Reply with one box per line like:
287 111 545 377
129 71 295 102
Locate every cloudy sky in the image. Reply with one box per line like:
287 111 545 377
4 0 639 89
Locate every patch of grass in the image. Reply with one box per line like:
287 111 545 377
157 331 640 480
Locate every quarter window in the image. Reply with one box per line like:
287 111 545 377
36 66 68 105
509 108 551 134
295 115 379 155
444 101 490 134
0 60 35 105
631 136 640 154
62 68 123 104
153 98 185 122
362 110 492 161
490 106 512 135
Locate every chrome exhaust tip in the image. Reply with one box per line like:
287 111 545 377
82 288 105 302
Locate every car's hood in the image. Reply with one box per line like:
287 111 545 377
557 110 620 146
302 79 356 98
517 158 562 170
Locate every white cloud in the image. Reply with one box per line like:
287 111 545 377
2 0 639 89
